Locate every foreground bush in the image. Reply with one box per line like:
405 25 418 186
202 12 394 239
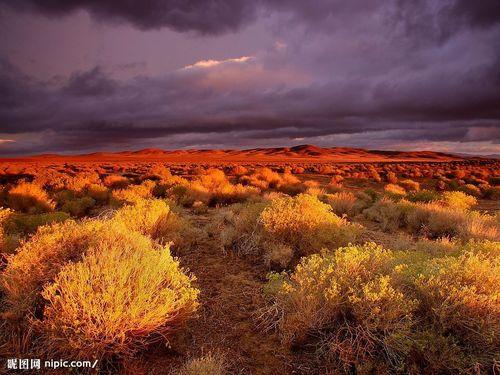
1 219 107 320
264 241 500 373
7 182 55 213
1 200 195 320
264 243 416 372
0 207 13 252
414 249 500 371
38 239 198 360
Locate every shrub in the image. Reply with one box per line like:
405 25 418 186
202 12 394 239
178 353 227 375
7 182 55 213
214 202 267 255
386 171 398 184
384 184 406 197
186 169 258 206
239 168 304 195
258 194 360 264
399 179 420 191
111 180 156 205
265 241 500 373
458 183 482 197
1 220 106 320
264 243 416 371
440 191 477 210
363 198 413 232
38 237 198 360
407 190 440 203
61 196 96 216
0 207 13 252
111 199 196 248
3 211 70 237
414 249 500 371
103 174 129 189
323 192 357 217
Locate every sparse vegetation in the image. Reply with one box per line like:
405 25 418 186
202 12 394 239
0 158 498 373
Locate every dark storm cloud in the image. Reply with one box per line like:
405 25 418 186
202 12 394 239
64 67 117 97
1 0 499 155
0 0 258 34
393 0 500 44
3 0 500 36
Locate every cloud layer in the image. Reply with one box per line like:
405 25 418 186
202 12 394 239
0 0 499 155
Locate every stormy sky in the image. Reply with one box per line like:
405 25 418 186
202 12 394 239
0 0 499 155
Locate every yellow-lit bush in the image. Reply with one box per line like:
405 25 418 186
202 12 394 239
186 169 259 206
258 194 360 261
323 191 358 217
265 240 500 373
364 197 498 241
213 202 267 255
239 167 305 195
7 182 55 213
38 236 198 360
363 198 413 232
384 183 406 197
0 207 13 252
413 247 500 371
103 174 129 189
217 195 360 267
61 196 96 216
1 219 106 320
440 191 477 210
265 243 416 371
111 198 196 248
111 180 156 205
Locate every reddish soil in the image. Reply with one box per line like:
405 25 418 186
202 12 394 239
142 211 293 375
0 144 473 164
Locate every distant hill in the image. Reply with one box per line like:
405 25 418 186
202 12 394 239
1 144 486 163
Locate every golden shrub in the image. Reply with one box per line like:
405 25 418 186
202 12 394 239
111 198 196 248
265 243 416 370
384 183 406 197
323 191 357 217
415 248 500 369
3 211 70 237
399 179 420 191
103 174 129 189
111 180 156 205
214 202 267 255
186 169 259 206
1 219 106 319
0 207 13 252
7 182 55 213
258 194 360 262
440 191 477 210
38 237 198 359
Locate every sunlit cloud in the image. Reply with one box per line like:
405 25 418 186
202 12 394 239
183 56 252 70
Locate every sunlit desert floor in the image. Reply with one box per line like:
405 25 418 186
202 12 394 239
0 151 498 374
